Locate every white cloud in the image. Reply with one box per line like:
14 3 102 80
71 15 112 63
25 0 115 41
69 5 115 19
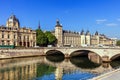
106 23 118 27
96 19 107 24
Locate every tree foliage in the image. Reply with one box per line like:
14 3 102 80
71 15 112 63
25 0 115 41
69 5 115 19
36 29 48 46
36 29 56 46
45 31 57 45
116 40 120 46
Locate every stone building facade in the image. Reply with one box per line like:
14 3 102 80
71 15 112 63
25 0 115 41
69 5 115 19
0 14 36 47
53 20 116 47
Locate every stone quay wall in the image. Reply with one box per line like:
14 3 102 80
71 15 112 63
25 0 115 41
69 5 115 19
0 48 45 59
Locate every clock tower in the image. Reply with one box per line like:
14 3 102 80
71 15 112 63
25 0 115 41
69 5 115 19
6 14 20 28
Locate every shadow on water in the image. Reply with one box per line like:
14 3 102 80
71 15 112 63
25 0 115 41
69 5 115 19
46 55 64 63
110 58 120 68
70 56 101 69
46 51 64 63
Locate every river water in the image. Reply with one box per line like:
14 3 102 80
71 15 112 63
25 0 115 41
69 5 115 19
0 56 119 80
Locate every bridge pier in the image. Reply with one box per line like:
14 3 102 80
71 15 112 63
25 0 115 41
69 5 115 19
102 56 111 62
102 63 111 68
88 52 102 64
64 54 70 59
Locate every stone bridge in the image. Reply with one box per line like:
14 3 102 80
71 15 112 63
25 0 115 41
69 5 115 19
0 47 120 62
44 47 120 62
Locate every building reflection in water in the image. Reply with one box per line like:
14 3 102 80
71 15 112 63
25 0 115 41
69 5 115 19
0 63 37 80
55 66 63 80
0 58 38 80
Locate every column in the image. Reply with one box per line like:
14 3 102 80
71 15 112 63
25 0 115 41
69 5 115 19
26 41 28 47
31 41 33 47
30 41 31 47
5 40 7 45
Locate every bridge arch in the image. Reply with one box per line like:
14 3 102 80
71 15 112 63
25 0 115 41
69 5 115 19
110 53 120 61
69 49 102 64
46 50 64 56
69 49 102 58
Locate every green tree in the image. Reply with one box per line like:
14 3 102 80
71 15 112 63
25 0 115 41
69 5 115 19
36 29 48 46
116 40 120 46
45 31 57 45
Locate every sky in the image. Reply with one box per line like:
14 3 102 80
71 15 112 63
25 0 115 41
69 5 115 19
0 0 120 39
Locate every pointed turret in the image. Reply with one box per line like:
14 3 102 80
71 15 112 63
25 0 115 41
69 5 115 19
38 21 40 29
55 19 62 27
95 31 99 35
86 30 90 35
81 29 84 35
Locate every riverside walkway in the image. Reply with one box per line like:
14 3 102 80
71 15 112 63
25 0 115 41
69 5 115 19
91 68 120 80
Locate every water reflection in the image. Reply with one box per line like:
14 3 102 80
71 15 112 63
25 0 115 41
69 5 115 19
0 56 119 80
110 59 120 68
46 55 64 63
70 57 101 69
0 60 37 80
36 63 56 80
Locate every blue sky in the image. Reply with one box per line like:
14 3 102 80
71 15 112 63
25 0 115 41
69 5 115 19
0 0 120 39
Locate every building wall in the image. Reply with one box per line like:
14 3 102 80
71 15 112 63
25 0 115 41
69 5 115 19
81 35 85 46
63 32 81 47
86 35 91 45
54 20 116 47
0 14 36 47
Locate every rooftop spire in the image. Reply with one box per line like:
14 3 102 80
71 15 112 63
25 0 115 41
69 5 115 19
38 21 40 29
81 29 84 35
95 31 99 35
86 30 90 35
56 19 62 27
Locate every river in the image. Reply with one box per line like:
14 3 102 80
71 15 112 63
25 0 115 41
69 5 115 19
0 55 119 80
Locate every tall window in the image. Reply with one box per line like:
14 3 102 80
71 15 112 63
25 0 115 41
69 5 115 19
7 41 10 45
2 34 4 38
24 36 25 40
2 31 4 38
19 36 21 41
8 34 10 39
27 36 29 41
2 40 4 45
33 36 35 40
14 32 16 39
14 41 15 46
14 34 16 39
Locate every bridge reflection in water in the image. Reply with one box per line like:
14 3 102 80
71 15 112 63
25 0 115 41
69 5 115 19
0 53 120 80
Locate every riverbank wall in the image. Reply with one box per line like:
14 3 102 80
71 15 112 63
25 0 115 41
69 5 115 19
0 48 45 59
